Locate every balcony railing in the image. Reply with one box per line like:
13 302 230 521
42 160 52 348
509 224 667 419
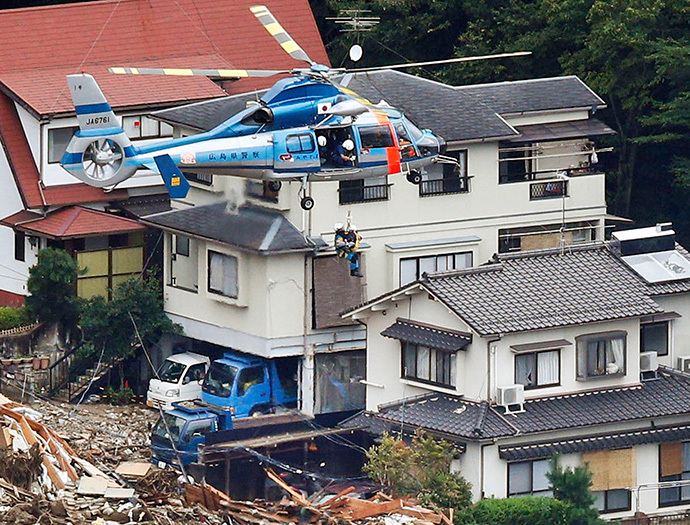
419 176 470 197
339 183 390 205
530 180 568 200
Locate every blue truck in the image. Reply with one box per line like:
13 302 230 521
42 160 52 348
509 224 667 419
150 403 232 467
200 353 298 417
150 353 299 467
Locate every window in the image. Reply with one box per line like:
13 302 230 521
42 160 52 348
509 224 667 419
122 116 173 140
208 251 238 299
14 231 25 262
237 366 264 396
176 236 190 257
400 252 472 286
508 459 552 497
339 177 389 204
641 321 669 356
515 350 560 389
576 332 626 380
499 142 534 183
402 342 456 388
286 133 315 153
359 125 394 149
593 489 631 513
185 419 215 440
183 363 206 384
659 442 690 506
48 126 78 163
420 150 469 196
498 222 597 254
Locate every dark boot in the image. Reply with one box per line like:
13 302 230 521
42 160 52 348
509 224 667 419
350 269 363 278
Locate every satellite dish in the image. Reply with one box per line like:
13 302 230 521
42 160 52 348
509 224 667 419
349 44 363 62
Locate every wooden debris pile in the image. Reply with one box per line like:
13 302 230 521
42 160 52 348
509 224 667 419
186 468 453 525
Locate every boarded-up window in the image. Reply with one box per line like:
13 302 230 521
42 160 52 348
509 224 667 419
312 256 365 329
583 448 636 491
661 442 684 477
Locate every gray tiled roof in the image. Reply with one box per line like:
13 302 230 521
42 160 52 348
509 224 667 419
142 203 315 254
343 394 516 440
423 244 665 335
343 71 517 142
456 76 605 115
348 369 690 441
381 318 471 352
500 423 690 461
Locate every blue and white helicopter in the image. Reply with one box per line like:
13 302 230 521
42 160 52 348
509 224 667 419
60 5 528 210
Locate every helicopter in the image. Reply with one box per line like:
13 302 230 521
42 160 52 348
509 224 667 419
60 5 529 210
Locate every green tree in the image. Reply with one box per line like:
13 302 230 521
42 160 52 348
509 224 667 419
364 431 472 510
79 272 180 386
456 496 573 525
25 247 80 326
547 456 605 525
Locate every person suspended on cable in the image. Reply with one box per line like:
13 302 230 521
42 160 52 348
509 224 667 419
334 222 363 277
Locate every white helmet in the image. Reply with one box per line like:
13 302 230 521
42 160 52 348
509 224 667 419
349 224 358 231
342 138 355 151
317 135 328 147
334 222 344 231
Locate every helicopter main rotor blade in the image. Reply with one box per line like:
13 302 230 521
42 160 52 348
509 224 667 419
109 66 290 78
250 5 314 66
345 51 532 73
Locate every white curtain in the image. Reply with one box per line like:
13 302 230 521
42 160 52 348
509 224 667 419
607 337 625 374
537 350 559 385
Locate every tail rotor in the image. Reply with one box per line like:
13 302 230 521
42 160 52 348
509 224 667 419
60 74 139 188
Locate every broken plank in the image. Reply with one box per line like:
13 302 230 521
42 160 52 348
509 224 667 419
319 485 356 508
348 498 404 520
265 468 311 507
43 455 66 490
115 461 152 477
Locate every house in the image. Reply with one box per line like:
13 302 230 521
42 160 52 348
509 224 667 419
341 223 690 519
141 71 616 416
0 0 327 305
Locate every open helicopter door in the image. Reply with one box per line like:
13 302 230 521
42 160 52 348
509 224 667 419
354 123 401 175
272 129 320 173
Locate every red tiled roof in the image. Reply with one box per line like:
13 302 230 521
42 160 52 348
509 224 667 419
3 206 146 239
0 91 128 208
0 0 329 115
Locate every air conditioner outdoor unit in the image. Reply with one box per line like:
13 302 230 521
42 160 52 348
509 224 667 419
640 351 659 373
497 384 525 414
678 356 690 375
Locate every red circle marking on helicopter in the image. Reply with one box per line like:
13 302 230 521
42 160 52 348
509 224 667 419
279 153 293 162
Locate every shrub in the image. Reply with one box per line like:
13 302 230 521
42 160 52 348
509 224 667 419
364 431 472 510
456 496 572 525
0 306 32 330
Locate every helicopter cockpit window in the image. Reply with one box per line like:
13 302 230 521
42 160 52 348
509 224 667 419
286 134 315 154
360 125 395 149
394 122 417 160
403 118 425 142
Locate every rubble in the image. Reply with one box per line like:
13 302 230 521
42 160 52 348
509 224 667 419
0 393 449 525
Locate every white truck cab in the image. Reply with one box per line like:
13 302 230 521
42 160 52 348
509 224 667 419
147 352 210 411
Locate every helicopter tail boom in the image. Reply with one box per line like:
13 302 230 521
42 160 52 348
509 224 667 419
60 74 140 188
